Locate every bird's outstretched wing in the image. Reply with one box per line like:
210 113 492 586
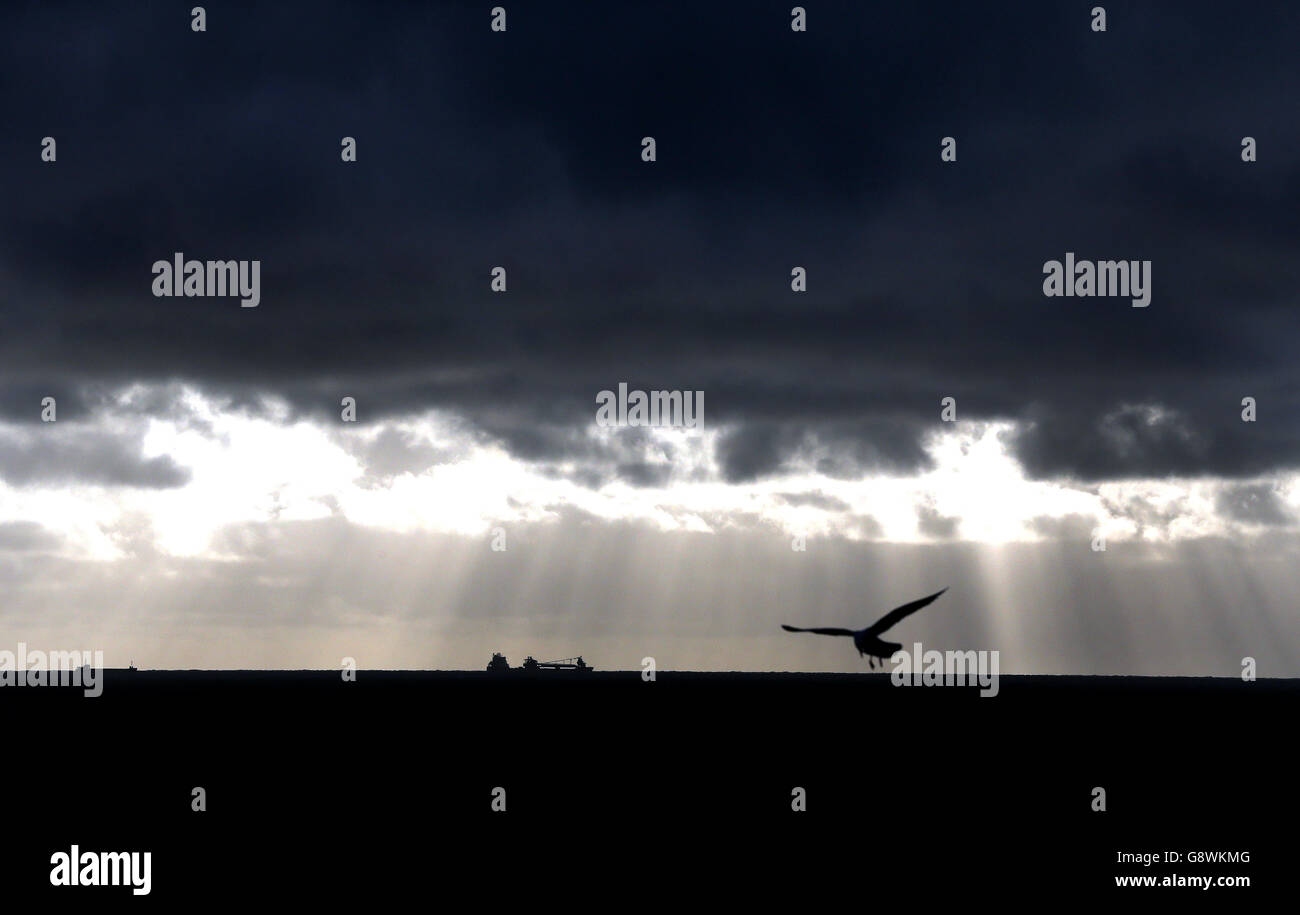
864 588 948 636
781 625 855 637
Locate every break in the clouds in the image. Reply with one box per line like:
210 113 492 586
2 2 1299 673
2 386 1298 676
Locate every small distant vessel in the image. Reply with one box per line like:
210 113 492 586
127 659 138 672
486 653 594 673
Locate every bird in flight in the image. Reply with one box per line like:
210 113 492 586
782 588 949 668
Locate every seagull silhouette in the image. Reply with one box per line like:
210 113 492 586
782 588 948 668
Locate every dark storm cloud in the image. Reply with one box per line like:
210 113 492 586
3 2 1299 482
613 460 673 488
715 424 793 482
716 417 933 482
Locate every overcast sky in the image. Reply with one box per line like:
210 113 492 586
2 2 1298 674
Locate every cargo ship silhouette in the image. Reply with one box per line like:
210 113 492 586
486 652 593 673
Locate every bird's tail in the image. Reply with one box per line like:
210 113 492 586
780 625 856 636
